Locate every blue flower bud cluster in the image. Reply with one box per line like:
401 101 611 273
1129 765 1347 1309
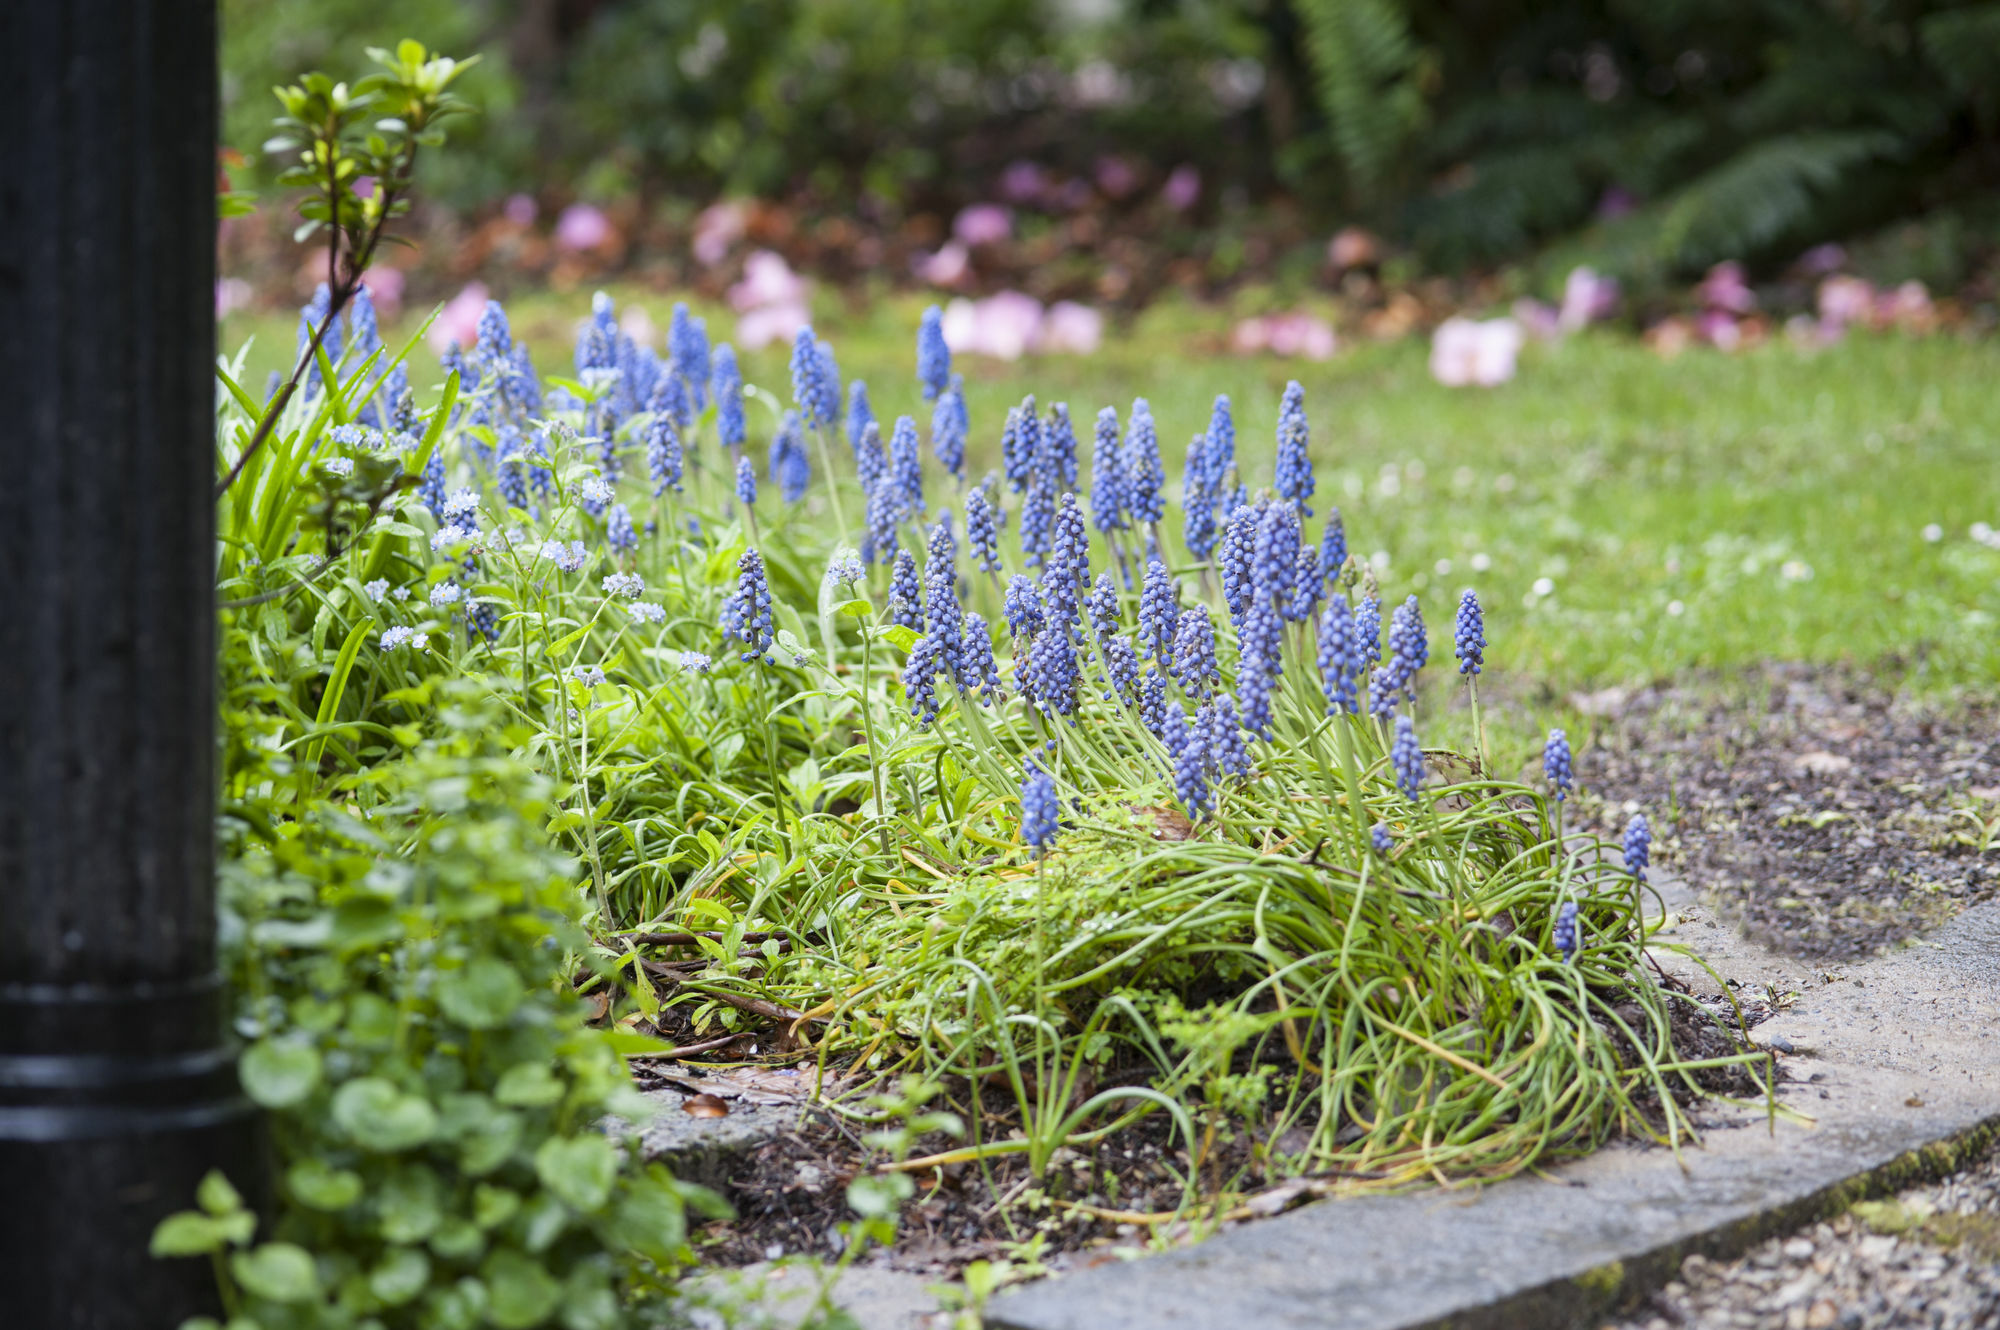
1205 694 1252 780
1319 509 1347 588
712 343 745 448
1138 559 1181 672
962 612 1003 703
917 305 951 401
1392 715 1426 802
1273 380 1314 516
1454 591 1485 676
1544 729 1573 800
1624 814 1652 881
607 503 639 555
647 410 684 496
1021 759 1059 853
890 416 926 518
889 550 925 632
1089 406 1127 534
1553 901 1580 963
735 456 758 507
1172 604 1220 699
848 380 876 454
967 487 1002 573
769 412 810 503
720 549 775 663
1318 594 1362 715
1004 575 1045 639
1123 399 1165 526
932 376 968 479
669 302 710 410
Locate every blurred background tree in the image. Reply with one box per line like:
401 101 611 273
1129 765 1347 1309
221 0 2000 284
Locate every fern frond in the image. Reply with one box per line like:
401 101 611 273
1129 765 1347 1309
1294 0 1429 197
1655 130 1898 268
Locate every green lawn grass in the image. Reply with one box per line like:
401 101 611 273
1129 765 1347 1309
223 287 2000 705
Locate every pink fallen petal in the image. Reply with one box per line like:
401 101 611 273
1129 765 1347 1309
1513 298 1562 341
215 277 253 319
735 301 812 352
428 282 490 353
1430 317 1522 387
730 250 808 313
1558 265 1618 332
999 161 1047 205
1038 302 1104 355
503 193 538 226
1817 274 1875 328
1698 261 1756 314
915 241 970 288
555 203 612 252
1264 312 1338 360
693 200 748 267
1162 164 1201 212
1877 279 1933 331
1230 316 1271 354
360 267 405 315
1696 309 1742 351
1094 154 1139 199
953 204 1013 247
943 293 1045 360
1326 226 1378 271
619 305 658 347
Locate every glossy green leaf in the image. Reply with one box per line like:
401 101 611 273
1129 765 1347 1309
230 1243 321 1303
435 956 525 1030
239 1039 321 1108
286 1158 363 1211
533 1135 617 1214
331 1077 438 1152
481 1248 561 1329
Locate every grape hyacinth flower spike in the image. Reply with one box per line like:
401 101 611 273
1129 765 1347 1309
847 379 876 453
720 549 776 663
889 550 925 632
1391 714 1426 803
1454 590 1485 675
1123 399 1165 528
735 455 758 507
1274 380 1314 515
712 343 745 449
917 305 951 401
1553 901 1580 964
1021 759 1059 855
931 377 967 479
1370 823 1394 856
1544 728 1573 801
966 487 1002 573
791 326 832 428
1624 814 1652 882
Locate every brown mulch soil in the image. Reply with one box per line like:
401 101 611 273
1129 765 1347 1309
1572 664 1999 962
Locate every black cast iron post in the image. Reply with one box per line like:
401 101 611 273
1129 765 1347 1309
0 4 261 1326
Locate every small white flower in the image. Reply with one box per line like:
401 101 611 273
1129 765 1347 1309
392 586 411 601
1922 523 1944 543
380 625 419 650
1667 600 1686 617
603 572 645 599
570 665 606 687
324 457 355 478
431 524 474 551
443 489 481 522
628 601 666 624
1469 552 1492 572
363 579 390 600
429 583 463 608
1433 558 1452 577
1780 560 1812 583
1531 576 1555 597
577 476 615 506
678 651 714 674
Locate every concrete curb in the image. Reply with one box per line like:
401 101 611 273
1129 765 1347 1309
986 887 2000 1330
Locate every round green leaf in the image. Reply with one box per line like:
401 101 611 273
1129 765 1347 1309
533 1135 617 1215
331 1077 438 1152
435 957 525 1030
493 1063 563 1109
196 1168 245 1218
230 1242 321 1304
368 1247 430 1307
286 1158 363 1211
482 1248 560 1329
149 1212 230 1258
239 1040 322 1109
377 1164 444 1243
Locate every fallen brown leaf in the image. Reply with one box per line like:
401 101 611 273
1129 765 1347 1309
683 1094 730 1118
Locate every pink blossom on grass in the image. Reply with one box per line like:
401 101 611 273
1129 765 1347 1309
1817 275 1874 329
1558 265 1618 332
1162 164 1201 212
503 193 538 226
730 250 808 312
736 301 811 352
555 203 612 252
1040 302 1104 355
943 292 1042 360
360 266 405 316
693 201 747 267
427 282 490 352
1429 317 1523 387
215 277 253 319
1698 261 1755 314
953 204 1013 247
915 241 970 288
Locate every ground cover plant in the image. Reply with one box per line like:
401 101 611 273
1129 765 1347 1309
185 253 1782 1325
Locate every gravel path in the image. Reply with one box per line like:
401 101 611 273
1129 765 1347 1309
1608 1143 2000 1329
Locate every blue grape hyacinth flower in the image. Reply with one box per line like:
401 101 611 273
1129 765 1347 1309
1021 759 1059 854
932 376 967 478
791 326 833 427
735 455 758 508
1123 399 1165 526
1454 590 1485 675
847 379 876 453
1624 814 1652 882
1089 406 1127 535
1172 604 1220 699
712 343 745 448
1370 823 1394 855
1392 714 1426 802
1318 594 1362 715
1553 901 1580 964
917 305 951 401
720 549 776 663
1319 509 1347 587
967 487 1002 573
1273 380 1314 516
889 550 925 632
1544 728 1574 801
